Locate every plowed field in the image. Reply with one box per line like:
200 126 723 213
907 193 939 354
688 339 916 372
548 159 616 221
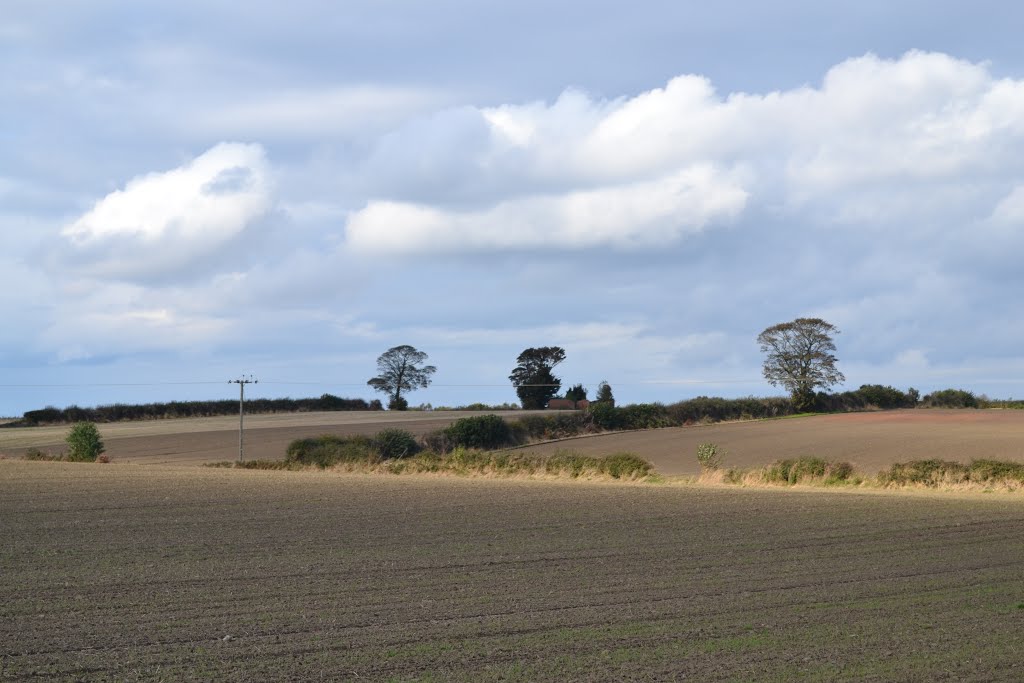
3 461 1024 681
525 409 1024 476
0 410 540 465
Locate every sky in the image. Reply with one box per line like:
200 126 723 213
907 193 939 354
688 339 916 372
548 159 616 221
4 1 1024 415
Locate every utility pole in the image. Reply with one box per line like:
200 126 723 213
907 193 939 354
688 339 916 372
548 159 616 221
229 375 257 463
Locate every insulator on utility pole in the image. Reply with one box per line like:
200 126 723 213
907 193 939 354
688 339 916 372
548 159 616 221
228 375 258 463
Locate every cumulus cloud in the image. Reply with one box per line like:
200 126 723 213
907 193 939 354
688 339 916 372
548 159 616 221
347 165 747 252
346 50 1024 254
59 143 272 280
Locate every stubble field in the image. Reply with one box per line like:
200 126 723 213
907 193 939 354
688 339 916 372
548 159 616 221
3 460 1024 681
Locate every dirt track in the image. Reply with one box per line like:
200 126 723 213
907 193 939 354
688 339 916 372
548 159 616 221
3 461 1023 681
526 409 1024 476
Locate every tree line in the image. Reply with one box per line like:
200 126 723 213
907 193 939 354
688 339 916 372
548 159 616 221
10 394 382 427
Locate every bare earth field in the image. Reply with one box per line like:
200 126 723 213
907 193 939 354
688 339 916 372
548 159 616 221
0 410 541 465
2 461 1024 681
526 409 1024 476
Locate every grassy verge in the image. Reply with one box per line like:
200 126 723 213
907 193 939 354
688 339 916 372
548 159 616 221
694 455 1024 493
207 447 652 481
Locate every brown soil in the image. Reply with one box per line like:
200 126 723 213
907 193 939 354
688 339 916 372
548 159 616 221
0 410 541 464
2 461 1023 681
525 409 1024 476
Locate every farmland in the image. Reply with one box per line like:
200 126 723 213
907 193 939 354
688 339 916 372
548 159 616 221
525 409 1024 476
0 410 538 465
6 408 1024 476
3 460 1024 681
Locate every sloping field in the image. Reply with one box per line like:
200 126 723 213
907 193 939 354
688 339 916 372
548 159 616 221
525 409 1024 476
0 410 541 465
3 461 1024 681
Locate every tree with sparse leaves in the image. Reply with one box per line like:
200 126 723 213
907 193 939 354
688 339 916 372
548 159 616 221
509 346 566 409
367 345 436 411
757 318 845 412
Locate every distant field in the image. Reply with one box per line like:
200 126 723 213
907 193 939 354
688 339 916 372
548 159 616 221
2 461 1023 681
5 409 1024 475
0 410 543 464
525 409 1024 476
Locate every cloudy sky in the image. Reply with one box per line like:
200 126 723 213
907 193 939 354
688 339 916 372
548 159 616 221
4 1 1024 415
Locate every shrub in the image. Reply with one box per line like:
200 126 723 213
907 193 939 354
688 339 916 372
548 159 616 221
285 435 376 468
616 403 670 430
23 447 62 462
696 442 723 471
599 452 652 479
588 402 621 430
65 422 105 462
877 459 969 486
372 428 419 459
765 457 854 485
920 389 979 409
443 414 518 450
969 459 1024 482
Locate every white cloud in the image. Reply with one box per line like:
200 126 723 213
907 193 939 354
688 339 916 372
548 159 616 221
347 165 747 252
348 50 1024 254
59 143 272 279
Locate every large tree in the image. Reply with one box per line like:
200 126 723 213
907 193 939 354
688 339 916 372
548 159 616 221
509 346 566 409
757 318 845 412
367 345 436 411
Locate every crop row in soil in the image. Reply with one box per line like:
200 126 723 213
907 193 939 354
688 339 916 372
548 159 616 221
3 461 1024 681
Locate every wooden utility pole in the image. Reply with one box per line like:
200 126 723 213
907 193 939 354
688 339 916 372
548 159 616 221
229 375 257 463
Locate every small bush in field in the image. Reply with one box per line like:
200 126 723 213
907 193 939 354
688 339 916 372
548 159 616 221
443 414 516 450
65 422 105 462
372 428 419 459
285 435 376 468
696 442 723 471
765 457 854 485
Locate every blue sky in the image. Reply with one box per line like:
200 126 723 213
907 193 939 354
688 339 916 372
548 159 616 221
4 1 1024 415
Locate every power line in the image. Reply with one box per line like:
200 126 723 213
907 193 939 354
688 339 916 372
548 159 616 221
228 375 257 463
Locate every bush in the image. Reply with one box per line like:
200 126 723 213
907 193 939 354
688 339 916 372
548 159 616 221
616 403 670 430
968 459 1024 482
23 447 62 462
696 442 723 471
920 389 979 409
65 422 105 462
765 457 854 485
599 452 652 479
372 428 419 459
285 435 376 468
588 402 621 430
442 414 518 450
388 396 409 411
878 459 969 486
